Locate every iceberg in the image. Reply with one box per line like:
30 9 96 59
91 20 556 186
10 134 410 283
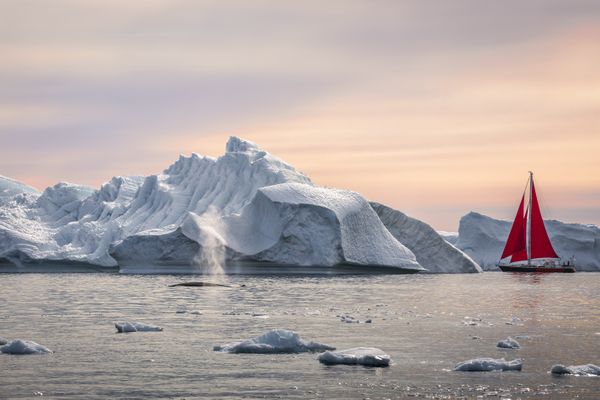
115 322 163 333
437 231 459 245
1 136 484 273
318 347 391 366
0 137 424 272
372 203 481 273
214 329 334 354
454 357 522 371
550 364 600 376
0 339 52 355
455 212 600 271
497 337 520 349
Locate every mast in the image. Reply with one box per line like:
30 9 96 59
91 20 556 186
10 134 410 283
527 171 533 266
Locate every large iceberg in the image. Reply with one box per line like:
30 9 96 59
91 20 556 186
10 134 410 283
0 136 479 273
455 212 600 271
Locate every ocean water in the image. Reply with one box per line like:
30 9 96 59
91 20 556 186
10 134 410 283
0 272 598 399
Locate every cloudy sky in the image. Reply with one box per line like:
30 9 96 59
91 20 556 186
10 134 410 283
1 0 599 230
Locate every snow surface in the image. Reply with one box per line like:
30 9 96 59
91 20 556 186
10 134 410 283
213 329 335 353
454 357 522 371
455 212 600 271
550 363 600 376
318 347 391 366
115 322 163 333
0 137 430 272
497 337 520 349
372 203 481 273
0 339 52 355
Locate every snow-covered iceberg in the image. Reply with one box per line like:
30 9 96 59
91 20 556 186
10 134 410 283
454 357 522 371
214 329 334 354
0 339 52 355
455 212 600 271
550 363 600 376
497 337 520 349
0 137 430 273
318 347 391 366
115 322 163 333
371 203 481 273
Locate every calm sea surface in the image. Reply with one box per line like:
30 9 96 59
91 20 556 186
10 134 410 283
0 272 598 399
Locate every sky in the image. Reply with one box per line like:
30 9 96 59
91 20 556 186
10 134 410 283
1 0 599 231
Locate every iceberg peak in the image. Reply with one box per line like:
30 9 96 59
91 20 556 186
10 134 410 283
225 136 261 153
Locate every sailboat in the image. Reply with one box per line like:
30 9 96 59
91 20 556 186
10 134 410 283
498 172 575 273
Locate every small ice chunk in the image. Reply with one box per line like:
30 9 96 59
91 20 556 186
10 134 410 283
550 364 600 376
115 322 163 333
454 358 522 372
0 337 8 345
0 339 52 355
318 347 391 367
497 337 520 349
214 329 334 354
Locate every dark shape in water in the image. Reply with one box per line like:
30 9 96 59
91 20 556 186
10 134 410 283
169 281 232 288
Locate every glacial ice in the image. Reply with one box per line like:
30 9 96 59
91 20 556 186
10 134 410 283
550 363 600 376
0 339 52 355
372 203 481 273
213 329 335 353
318 347 391 366
497 337 520 349
455 212 600 271
454 357 523 371
0 136 481 273
115 322 163 333
437 231 459 245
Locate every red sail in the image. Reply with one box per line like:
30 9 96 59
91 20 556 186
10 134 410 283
530 179 559 259
511 209 528 262
501 194 527 260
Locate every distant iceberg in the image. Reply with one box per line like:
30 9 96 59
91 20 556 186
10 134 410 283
454 212 600 271
214 329 334 354
0 137 479 273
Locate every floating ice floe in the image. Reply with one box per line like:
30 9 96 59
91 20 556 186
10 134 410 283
0 339 52 355
454 358 522 372
115 322 163 333
550 364 600 376
213 329 335 354
497 337 520 349
318 347 391 367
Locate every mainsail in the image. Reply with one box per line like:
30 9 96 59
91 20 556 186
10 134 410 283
530 180 559 259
